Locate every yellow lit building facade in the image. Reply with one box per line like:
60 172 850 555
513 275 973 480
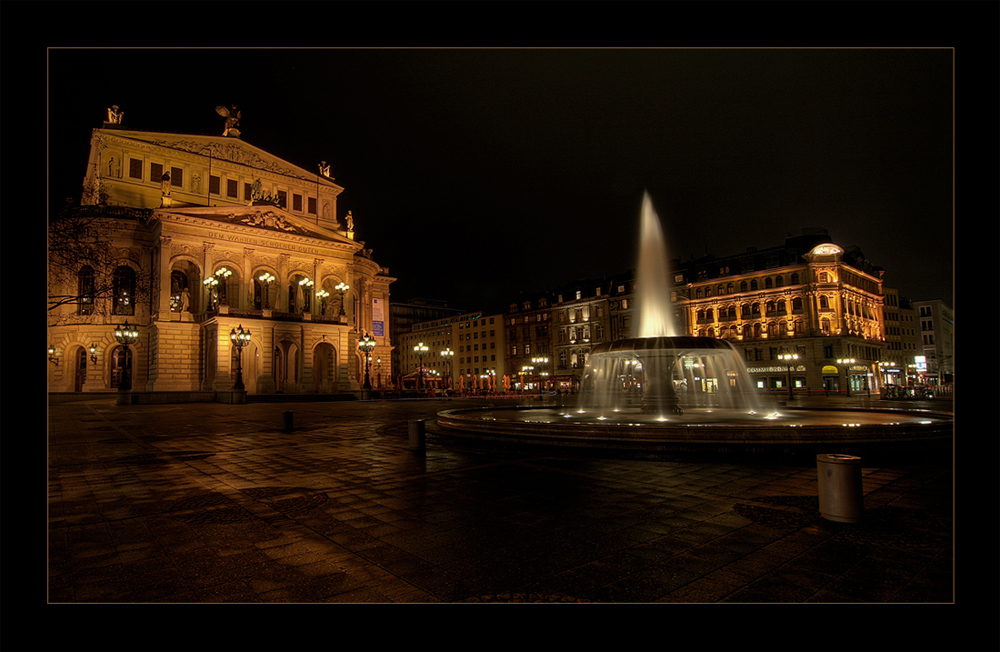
47 114 394 399
672 232 888 395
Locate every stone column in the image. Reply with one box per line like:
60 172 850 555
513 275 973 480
278 254 290 312
157 236 173 317
242 248 255 310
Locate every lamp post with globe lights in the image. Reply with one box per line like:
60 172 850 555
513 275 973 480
440 347 454 390
778 352 799 401
335 282 350 318
113 320 140 393
229 324 251 391
258 272 275 309
414 342 429 390
359 332 376 392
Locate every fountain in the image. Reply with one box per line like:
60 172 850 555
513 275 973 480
435 193 952 454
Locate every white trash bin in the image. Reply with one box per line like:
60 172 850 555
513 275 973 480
816 453 863 523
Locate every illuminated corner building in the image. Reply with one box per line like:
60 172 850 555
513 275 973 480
47 110 394 399
671 228 888 396
397 312 505 390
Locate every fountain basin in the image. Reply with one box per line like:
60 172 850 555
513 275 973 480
434 405 953 455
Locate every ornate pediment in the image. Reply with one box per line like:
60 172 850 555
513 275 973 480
227 207 306 234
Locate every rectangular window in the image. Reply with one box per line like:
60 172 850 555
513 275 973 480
227 179 238 198
277 190 287 208
150 162 164 183
293 194 302 211
171 167 183 188
129 159 143 180
244 183 253 201
308 197 317 214
209 175 221 195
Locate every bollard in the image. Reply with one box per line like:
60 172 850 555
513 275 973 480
816 453 863 523
282 410 294 433
408 419 426 451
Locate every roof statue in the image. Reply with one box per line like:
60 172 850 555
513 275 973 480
216 105 241 137
319 161 331 177
106 105 124 125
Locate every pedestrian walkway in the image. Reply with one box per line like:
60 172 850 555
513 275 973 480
47 395 954 610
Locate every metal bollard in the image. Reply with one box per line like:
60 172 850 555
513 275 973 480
408 419 426 451
282 410 294 433
816 453 863 523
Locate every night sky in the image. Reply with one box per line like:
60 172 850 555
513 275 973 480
48 46 959 312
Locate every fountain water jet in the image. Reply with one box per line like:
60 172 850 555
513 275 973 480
578 193 771 419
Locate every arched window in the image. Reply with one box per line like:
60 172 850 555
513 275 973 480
775 275 784 287
818 272 829 283
78 266 95 315
750 279 758 291
752 302 761 316
820 295 829 309
777 299 786 314
740 281 748 292
764 277 773 289
113 266 136 316
741 304 751 318
790 273 800 284
792 297 803 312
727 283 735 294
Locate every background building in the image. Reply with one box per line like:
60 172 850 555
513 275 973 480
671 229 888 396
911 299 954 386
396 311 505 391
48 113 394 398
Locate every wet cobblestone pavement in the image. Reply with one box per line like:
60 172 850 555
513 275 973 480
37 394 982 648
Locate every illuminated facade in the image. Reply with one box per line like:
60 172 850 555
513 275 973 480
672 231 888 395
47 114 394 398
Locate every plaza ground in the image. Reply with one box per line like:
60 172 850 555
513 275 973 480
45 392 960 606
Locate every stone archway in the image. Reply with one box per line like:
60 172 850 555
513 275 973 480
313 342 338 393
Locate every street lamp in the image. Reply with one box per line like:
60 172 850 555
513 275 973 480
440 347 454 389
229 324 251 391
837 358 856 397
316 289 330 316
335 282 350 317
299 277 314 313
215 267 233 305
778 352 799 401
89 344 99 364
258 272 275 308
113 320 140 391
414 342 429 390
202 275 219 310
359 332 377 390
48 346 59 366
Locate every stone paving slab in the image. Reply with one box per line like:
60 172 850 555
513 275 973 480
33 394 988 648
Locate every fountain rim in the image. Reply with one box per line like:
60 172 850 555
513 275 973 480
432 404 954 452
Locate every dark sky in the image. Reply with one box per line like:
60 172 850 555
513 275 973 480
48 47 958 311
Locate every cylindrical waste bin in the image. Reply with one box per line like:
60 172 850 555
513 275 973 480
408 419 426 451
816 453 863 523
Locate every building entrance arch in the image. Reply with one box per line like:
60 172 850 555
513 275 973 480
313 342 338 393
